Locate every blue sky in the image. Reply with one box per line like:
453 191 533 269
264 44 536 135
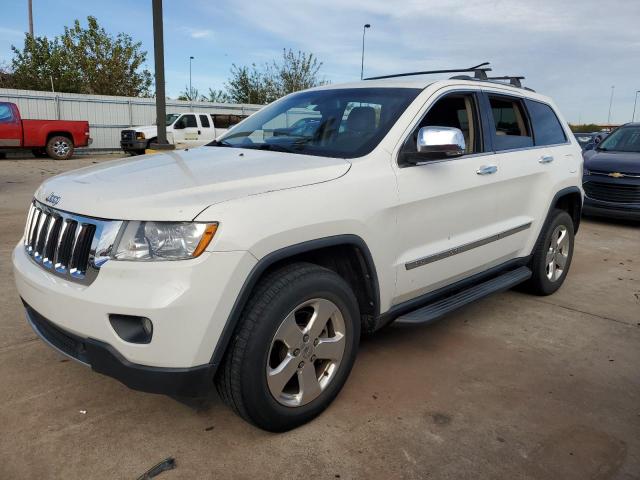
1 0 639 124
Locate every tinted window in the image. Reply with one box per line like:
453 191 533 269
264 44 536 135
0 103 14 123
199 114 211 128
184 115 197 128
213 115 231 129
526 100 566 146
598 126 640 153
215 88 420 159
488 96 533 151
404 93 482 155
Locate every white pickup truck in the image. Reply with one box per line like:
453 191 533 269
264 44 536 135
120 112 248 154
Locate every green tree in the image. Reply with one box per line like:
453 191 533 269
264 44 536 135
207 88 230 103
177 86 204 101
8 16 151 96
224 49 325 104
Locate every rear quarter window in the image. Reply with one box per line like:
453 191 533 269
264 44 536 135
525 99 567 146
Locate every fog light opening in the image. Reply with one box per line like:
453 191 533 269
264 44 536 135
109 314 153 344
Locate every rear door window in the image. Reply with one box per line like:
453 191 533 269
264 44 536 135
487 95 533 151
0 103 14 123
525 100 567 146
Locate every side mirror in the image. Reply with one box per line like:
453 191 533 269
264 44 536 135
416 126 466 159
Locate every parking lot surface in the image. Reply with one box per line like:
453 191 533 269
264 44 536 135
1 155 639 479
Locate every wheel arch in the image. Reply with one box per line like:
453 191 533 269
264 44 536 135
46 131 73 144
551 186 583 234
209 234 380 369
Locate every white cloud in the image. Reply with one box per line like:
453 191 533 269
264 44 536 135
191 0 640 123
178 27 214 39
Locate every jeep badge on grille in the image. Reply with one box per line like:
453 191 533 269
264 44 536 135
45 192 61 205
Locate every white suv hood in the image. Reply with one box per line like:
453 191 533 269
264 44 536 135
34 147 351 221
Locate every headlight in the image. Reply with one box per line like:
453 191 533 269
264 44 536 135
113 221 218 261
136 132 146 140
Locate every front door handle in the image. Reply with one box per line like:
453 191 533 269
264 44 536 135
539 155 554 164
476 164 498 175
198 130 202 135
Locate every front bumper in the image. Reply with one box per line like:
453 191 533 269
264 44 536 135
583 199 640 220
583 175 640 220
120 139 147 151
24 301 213 396
13 242 257 394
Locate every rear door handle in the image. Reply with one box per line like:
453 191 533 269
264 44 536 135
539 155 554 164
198 130 202 135
476 165 498 175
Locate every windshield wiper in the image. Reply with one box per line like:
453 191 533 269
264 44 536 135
207 139 232 147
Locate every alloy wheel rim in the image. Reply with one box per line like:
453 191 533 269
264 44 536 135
53 140 69 156
546 224 569 282
266 298 346 407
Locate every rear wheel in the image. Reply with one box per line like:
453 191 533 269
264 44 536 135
522 209 575 295
216 263 360 431
46 135 74 160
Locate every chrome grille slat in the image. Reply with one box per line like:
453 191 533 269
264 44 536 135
28 208 43 252
23 204 35 247
22 201 122 285
43 216 63 268
53 219 70 270
33 212 50 261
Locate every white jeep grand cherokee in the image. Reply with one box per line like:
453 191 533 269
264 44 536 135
13 69 583 431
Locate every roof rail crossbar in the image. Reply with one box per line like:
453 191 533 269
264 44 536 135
364 62 492 81
487 76 525 88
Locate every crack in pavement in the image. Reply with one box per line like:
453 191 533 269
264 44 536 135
531 298 635 327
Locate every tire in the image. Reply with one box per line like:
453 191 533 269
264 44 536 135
46 135 74 160
216 262 361 432
522 209 575 295
32 149 48 158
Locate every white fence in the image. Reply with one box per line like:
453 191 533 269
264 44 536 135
0 88 263 150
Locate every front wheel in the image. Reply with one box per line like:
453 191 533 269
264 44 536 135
522 209 575 295
216 263 361 431
46 135 74 160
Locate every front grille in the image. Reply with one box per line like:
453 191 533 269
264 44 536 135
23 201 122 285
583 181 640 204
589 170 640 179
121 129 135 141
24 300 89 364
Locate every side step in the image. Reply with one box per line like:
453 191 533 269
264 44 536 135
395 266 532 325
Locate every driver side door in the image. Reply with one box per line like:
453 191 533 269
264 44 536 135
392 89 506 304
172 114 200 148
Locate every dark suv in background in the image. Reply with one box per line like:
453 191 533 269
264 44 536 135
582 123 640 220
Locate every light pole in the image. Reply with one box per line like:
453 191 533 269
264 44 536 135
189 56 194 100
607 85 615 124
150 0 173 149
632 90 640 123
360 24 371 80
27 0 33 36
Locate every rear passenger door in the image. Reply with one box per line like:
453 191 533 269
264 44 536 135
482 90 571 259
195 114 216 145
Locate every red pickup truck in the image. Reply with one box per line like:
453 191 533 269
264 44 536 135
0 102 91 160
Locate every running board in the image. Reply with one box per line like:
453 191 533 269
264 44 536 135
395 266 532 325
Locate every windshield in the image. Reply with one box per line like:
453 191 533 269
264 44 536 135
213 88 420 158
166 114 180 126
598 126 640 153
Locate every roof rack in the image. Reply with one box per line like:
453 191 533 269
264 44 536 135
363 62 492 81
486 76 525 88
